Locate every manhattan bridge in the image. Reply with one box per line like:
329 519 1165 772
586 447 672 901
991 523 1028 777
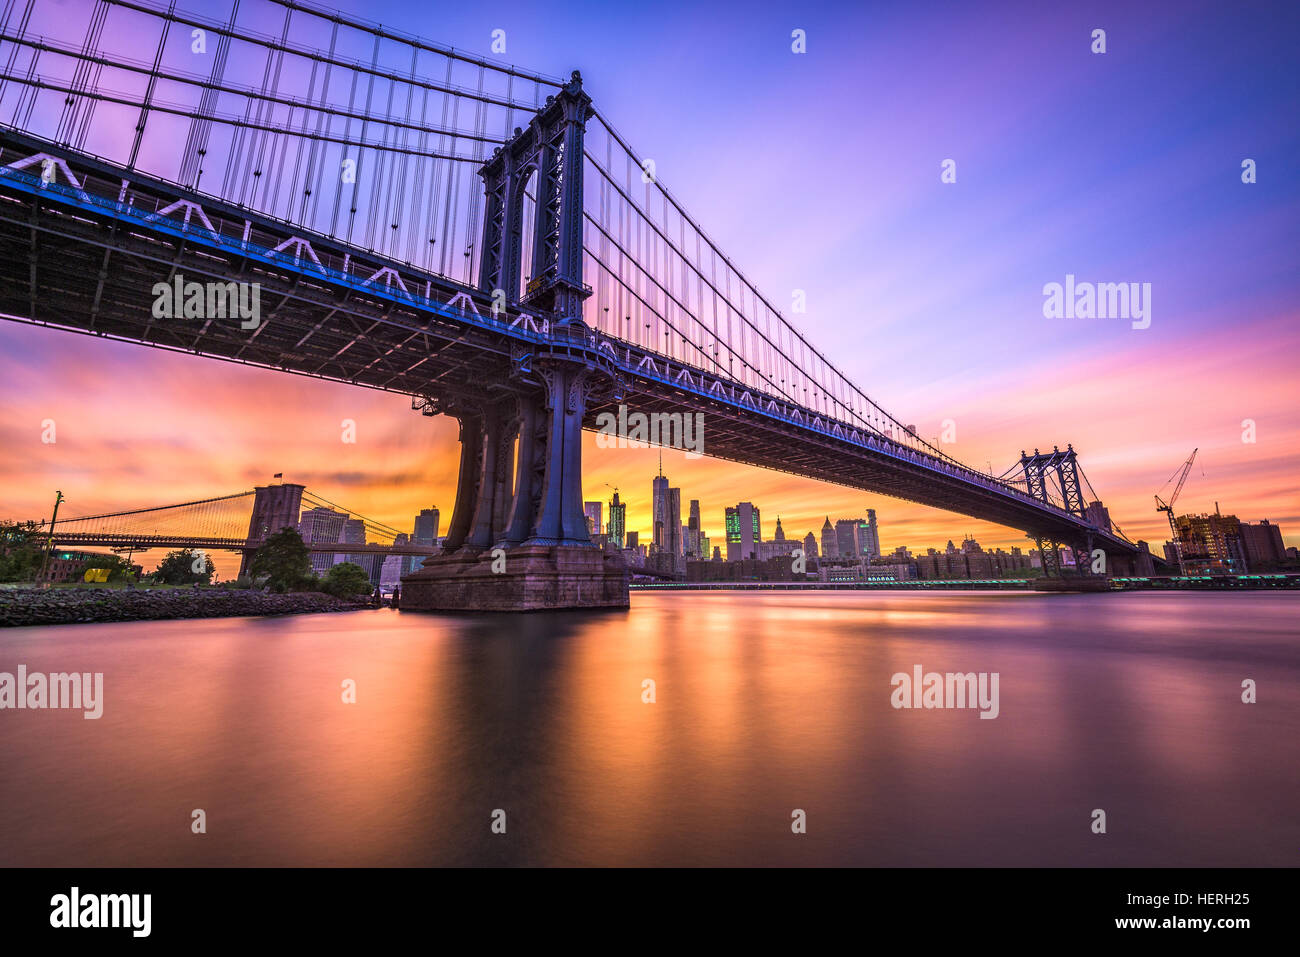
0 0 1155 609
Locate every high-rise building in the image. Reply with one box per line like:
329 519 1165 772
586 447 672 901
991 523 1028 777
773 516 785 542
584 501 603 538
820 517 836 560
652 459 669 553
341 518 365 545
342 518 381 583
413 508 440 545
835 520 858 560
687 500 702 557
725 502 761 561
625 530 639 550
1175 511 1248 574
857 509 881 559
667 488 682 560
299 505 348 576
607 492 626 549
803 531 818 561
1239 519 1286 570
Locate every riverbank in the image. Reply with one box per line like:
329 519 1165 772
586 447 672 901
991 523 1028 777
0 586 370 627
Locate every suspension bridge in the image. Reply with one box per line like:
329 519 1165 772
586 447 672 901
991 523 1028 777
23 484 438 571
0 0 1156 610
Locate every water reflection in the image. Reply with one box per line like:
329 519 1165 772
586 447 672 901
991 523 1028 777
0 591 1296 865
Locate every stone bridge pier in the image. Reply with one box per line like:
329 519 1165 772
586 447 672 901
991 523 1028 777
401 343 628 612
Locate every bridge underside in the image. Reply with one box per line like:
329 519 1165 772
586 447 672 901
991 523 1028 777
0 132 513 400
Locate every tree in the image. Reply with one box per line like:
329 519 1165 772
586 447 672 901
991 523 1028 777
82 553 137 583
320 561 372 598
247 527 314 592
0 521 43 582
153 548 215 585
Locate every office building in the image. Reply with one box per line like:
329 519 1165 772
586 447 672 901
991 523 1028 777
413 508 440 545
1239 519 1286 569
299 505 348 576
819 517 836 560
652 461 669 553
1175 511 1248 574
835 519 858 560
725 502 761 561
584 501 603 538
858 509 881 559
607 492 627 549
687 499 702 558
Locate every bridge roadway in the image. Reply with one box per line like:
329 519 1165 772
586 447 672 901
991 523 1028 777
0 127 1138 560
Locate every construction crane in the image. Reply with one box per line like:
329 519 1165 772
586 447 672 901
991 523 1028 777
1155 448 1197 576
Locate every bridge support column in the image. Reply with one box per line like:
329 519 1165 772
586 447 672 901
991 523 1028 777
466 402 519 549
440 407 485 554
527 359 597 546
401 355 627 613
1036 536 1061 578
1134 541 1155 576
1033 534 1112 592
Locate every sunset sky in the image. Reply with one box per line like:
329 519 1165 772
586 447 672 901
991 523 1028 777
2 0 1296 579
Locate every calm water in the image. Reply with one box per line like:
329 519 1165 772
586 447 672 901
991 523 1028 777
1 591 1296 867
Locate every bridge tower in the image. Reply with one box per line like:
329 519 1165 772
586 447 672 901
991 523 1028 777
477 71 593 321
239 483 305 578
402 72 627 612
1020 446 1096 579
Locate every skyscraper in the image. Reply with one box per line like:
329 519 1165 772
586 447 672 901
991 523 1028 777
652 457 669 553
666 488 682 564
820 517 836 560
853 509 881 559
607 492 626 549
725 502 761 561
584 501 603 538
299 505 348 576
413 508 440 545
687 499 702 557
835 519 857 560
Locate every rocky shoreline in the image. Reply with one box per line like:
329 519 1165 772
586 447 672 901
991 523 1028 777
0 587 371 627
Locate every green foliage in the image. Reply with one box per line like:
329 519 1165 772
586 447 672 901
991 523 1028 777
319 561 372 598
83 553 138 583
0 521 44 582
247 527 314 592
153 548 216 585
